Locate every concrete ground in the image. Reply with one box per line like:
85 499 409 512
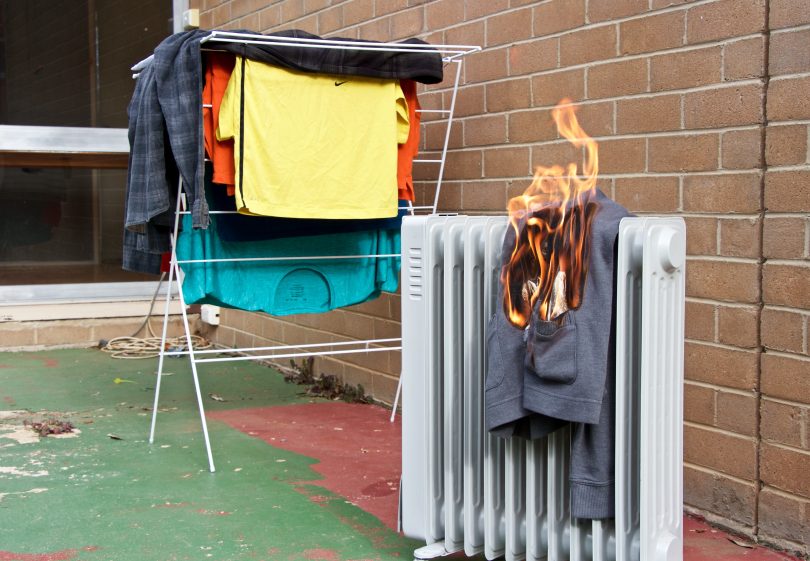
0 349 801 561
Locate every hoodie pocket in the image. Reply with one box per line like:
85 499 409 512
485 310 528 391
526 314 578 384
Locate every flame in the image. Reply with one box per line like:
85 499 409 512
502 99 600 328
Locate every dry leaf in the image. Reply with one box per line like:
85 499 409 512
727 537 755 549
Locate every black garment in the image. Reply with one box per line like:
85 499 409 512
205 165 407 242
216 29 444 85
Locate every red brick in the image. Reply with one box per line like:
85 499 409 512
614 176 679 212
761 443 810 498
686 0 766 45
685 341 759 389
762 353 810 405
598 138 646 174
687 259 760 303
649 134 719 173
391 7 424 40
371 373 400 405
682 173 761 214
684 217 718 256
769 0 810 29
616 95 680 134
465 47 508 84
685 300 717 342
758 488 810 548
259 6 281 31
587 58 648 99
375 0 408 16
241 11 263 30
762 307 805 354
559 25 617 67
573 101 614 138
768 76 810 121
717 304 759 348
318 6 343 34
766 125 808 167
464 114 508 147
532 0 585 36
684 466 757 526
281 0 305 23
443 150 483 180
684 424 757 480
770 28 810 76
719 217 760 259
722 128 763 170
684 84 764 130
509 109 559 144
485 78 532 113
357 18 389 41
445 21 484 47
588 0 647 22
763 217 807 260
343 0 374 26
486 7 533 47
432 181 461 211
532 69 586 107
765 170 810 213
465 0 509 20
531 141 583 171
484 147 531 178
716 390 758 435
761 398 805 448
684 382 716 425
231 0 264 19
461 180 509 212
650 47 722 92
619 11 684 55
423 119 462 151
724 36 766 81
764 263 810 309
453 85 485 118
508 38 558 77
424 0 465 30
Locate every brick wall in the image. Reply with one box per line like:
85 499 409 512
191 0 809 554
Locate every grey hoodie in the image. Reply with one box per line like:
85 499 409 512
484 189 630 519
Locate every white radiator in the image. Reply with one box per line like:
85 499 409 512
400 215 685 561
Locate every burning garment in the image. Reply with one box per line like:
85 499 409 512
484 190 630 519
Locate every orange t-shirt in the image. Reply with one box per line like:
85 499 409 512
202 52 236 196
397 80 420 202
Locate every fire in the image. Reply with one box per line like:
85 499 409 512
502 99 600 328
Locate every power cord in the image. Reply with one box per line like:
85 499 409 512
100 272 213 359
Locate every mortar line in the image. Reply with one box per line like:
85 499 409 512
754 1 771 539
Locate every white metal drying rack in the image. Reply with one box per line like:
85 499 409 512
145 31 480 472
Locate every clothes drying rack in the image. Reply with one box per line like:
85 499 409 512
139 31 480 472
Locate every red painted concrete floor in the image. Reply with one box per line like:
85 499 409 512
210 401 802 561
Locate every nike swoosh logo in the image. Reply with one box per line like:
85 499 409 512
334 80 348 86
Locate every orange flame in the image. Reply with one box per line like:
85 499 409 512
502 99 600 328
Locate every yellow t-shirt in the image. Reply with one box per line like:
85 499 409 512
217 57 409 219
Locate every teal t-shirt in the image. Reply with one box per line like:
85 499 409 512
175 215 400 315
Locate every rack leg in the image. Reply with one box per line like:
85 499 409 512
149 263 176 444
390 375 402 423
175 259 216 473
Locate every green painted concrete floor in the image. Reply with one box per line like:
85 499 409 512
0 349 802 561
0 349 420 561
